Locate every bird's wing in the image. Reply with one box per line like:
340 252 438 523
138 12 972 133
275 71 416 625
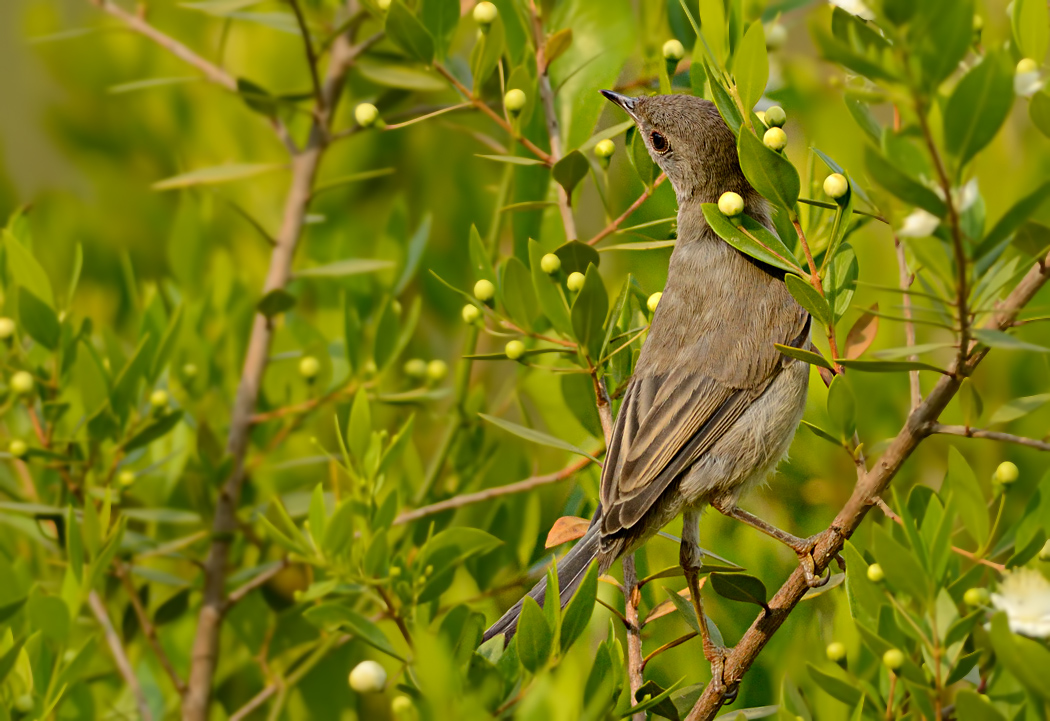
599 312 810 538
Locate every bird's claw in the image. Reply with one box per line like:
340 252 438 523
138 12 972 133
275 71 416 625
704 644 739 704
793 535 828 589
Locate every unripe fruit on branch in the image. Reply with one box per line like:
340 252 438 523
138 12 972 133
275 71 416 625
594 139 616 159
10 371 33 396
150 389 169 409
882 649 904 671
825 641 846 662
426 359 448 382
118 470 136 487
566 272 585 292
355 103 380 127
763 127 787 152
994 461 1019 484
377 0 391 9
349 660 387 693
474 279 495 302
1017 58 1039 75
505 340 525 360
541 253 561 274
8 439 27 458
504 89 527 114
299 356 320 380
647 292 662 313
823 173 849 200
662 39 685 62
963 587 989 606
866 563 884 583
473 1 498 30
403 358 427 378
764 105 786 127
0 317 15 340
462 304 481 323
718 191 744 218
765 23 787 50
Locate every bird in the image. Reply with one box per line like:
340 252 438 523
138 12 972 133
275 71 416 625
482 91 814 690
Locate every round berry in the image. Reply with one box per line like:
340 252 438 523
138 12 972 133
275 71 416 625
473 279 496 302
0 317 15 340
764 105 787 127
1017 58 1039 75
594 139 616 159
118 470 136 487
504 89 527 114
540 253 561 275
662 39 686 62
10 371 34 396
426 359 448 382
994 461 1019 484
718 191 744 218
566 272 586 292
182 363 198 379
504 340 526 360
349 660 387 693
964 587 990 607
882 648 904 671
462 304 481 323
823 173 849 200
149 389 169 409
13 695 32 714
867 563 885 583
647 292 662 313
392 695 414 715
299 356 320 380
376 0 391 9
403 358 427 379
765 23 788 51
354 103 380 128
8 439 27 458
972 14 984 31
473 1 498 26
764 126 788 152
825 641 846 662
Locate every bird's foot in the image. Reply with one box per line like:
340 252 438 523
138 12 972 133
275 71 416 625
703 643 738 703
791 535 829 589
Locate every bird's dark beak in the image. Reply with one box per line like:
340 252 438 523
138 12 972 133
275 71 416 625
600 90 639 119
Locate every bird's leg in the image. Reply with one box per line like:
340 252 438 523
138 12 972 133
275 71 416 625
680 509 737 702
709 498 828 588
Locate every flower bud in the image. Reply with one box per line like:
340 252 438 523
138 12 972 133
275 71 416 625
149 389 169 409
540 253 561 275
354 103 380 128
825 641 846 662
866 563 884 583
647 292 662 313
13 695 33 713
882 648 904 671
763 126 788 152
765 23 788 51
0 317 15 340
566 272 586 292
376 0 391 10
10 371 34 396
8 439 27 458
504 88 527 114
594 139 616 159
473 1 498 29
662 39 686 62
473 279 496 302
972 14 983 31
718 191 744 218
462 304 481 323
823 173 849 200
118 469 136 487
764 105 786 128
299 356 320 380
505 340 525 360
964 587 990 606
349 660 387 693
1017 58 1039 76
392 695 415 718
994 461 1019 484
403 358 427 379
426 359 448 382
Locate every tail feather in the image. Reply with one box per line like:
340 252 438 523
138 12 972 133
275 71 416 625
481 510 603 643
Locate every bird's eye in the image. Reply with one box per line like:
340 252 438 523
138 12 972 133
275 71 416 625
650 131 670 154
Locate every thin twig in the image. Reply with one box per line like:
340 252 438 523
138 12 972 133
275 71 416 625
587 174 668 246
286 0 324 109
927 424 1050 452
622 554 645 721
226 559 290 609
895 234 922 410
117 563 187 694
89 591 154 721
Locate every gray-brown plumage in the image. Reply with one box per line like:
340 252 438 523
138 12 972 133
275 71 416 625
482 93 811 645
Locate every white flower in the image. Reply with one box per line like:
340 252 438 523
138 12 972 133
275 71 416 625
829 0 875 20
898 209 940 238
991 569 1050 638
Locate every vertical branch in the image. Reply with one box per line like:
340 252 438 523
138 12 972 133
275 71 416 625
793 219 842 369
117 563 187 695
89 591 154 721
895 235 922 410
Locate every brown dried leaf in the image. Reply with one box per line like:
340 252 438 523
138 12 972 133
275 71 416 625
544 515 590 548
845 303 879 359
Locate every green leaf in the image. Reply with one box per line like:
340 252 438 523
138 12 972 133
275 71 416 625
28 594 70 643
801 420 842 445
420 0 458 60
989 613 1050 702
806 663 864 707
295 259 394 278
864 146 946 217
664 588 702 636
124 411 183 452
625 678 684 719
256 288 296 319
973 328 1050 353
478 413 599 462
554 240 600 275
734 21 768 110
517 596 552 673
775 344 833 370
979 180 1050 256
990 393 1050 424
842 541 880 624
501 257 539 331
386 0 435 64
470 14 504 91
355 60 446 91
1013 0 1049 63
1031 89 1050 139
785 274 831 327
0 636 28 686
834 359 946 373
19 287 61 350
955 690 1006 721
552 150 590 196
236 77 279 119
702 205 800 273
348 388 371 461
560 561 599 653
571 264 609 360
709 572 768 609
872 523 929 601
476 154 548 166
826 375 856 441
913 0 973 89
4 229 54 306
154 588 191 626
561 373 603 439
705 59 743 134
628 126 659 186
824 243 857 323
0 597 27 628
944 52 1014 170
152 162 283 190
303 603 406 660
737 128 800 210
544 28 573 67
394 213 432 294
946 447 989 547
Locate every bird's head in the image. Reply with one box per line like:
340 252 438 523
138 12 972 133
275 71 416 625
600 91 753 207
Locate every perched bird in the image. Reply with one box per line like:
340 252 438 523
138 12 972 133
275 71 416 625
482 92 813 688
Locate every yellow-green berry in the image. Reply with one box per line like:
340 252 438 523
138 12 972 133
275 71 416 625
504 89 527 114
824 173 849 200
118 470 136 487
462 304 481 323
10 371 34 395
662 39 686 62
426 359 448 382
764 126 788 152
964 587 990 607
867 563 885 583
149 389 169 409
765 22 788 51
403 358 427 379
647 292 662 313
182 363 198 379
540 253 561 275
299 356 320 380
973 14 983 31
349 660 387 693
376 0 391 9
595 139 616 159
882 649 904 671
718 191 744 218
1038 538 1050 561
13 695 33 714
474 279 496 302
567 272 586 292
473 1 498 28
0 317 15 340
825 641 846 662
354 103 380 128
1017 58 1039 75
8 439 27 459
764 105 787 128
994 461 1019 484
505 340 526 360
392 695 414 715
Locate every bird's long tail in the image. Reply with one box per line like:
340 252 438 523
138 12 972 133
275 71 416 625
481 508 605 643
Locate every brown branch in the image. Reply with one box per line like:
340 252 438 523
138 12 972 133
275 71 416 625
586 174 668 246
286 0 324 110
394 456 593 526
89 590 154 721
684 247 1050 721
895 234 922 410
226 559 289 609
927 424 1050 452
622 553 645 721
117 563 187 695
